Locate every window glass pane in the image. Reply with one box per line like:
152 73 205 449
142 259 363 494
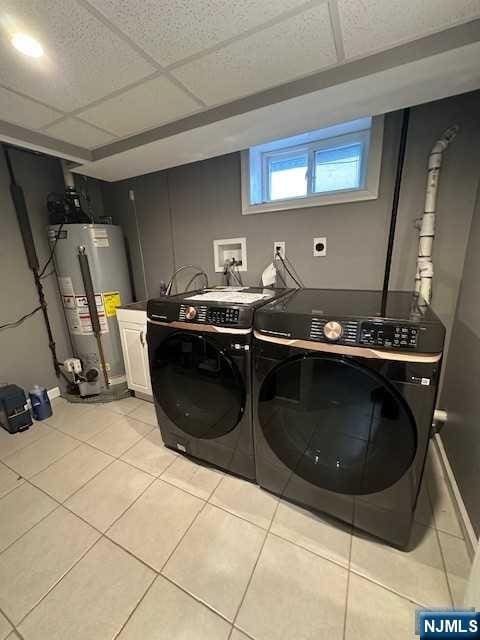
268 153 308 201
314 143 362 193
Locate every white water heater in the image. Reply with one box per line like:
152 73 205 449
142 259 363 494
49 223 132 388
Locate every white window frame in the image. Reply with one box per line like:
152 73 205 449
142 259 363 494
241 116 384 216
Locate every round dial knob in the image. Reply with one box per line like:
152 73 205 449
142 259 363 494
323 320 343 341
185 306 197 320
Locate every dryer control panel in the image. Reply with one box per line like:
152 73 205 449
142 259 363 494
359 322 418 348
254 289 445 354
307 318 429 351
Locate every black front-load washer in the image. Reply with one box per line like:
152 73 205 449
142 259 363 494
253 288 445 547
147 287 290 480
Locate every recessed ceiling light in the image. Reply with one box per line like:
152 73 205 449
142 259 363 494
11 33 44 58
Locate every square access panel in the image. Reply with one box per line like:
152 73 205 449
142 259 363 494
213 237 247 273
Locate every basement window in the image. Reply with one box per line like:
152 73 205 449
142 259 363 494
241 116 384 215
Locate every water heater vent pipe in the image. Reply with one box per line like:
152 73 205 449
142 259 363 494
61 159 75 190
415 125 459 304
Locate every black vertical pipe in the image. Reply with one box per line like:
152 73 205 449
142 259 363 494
381 108 410 316
78 247 110 388
3 144 61 377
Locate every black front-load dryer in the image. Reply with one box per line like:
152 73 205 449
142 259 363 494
253 288 445 547
147 287 290 480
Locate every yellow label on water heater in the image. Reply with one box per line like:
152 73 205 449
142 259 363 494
103 292 122 317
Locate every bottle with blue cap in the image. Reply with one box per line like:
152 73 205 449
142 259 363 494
29 386 52 421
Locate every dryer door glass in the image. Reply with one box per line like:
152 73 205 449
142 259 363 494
258 355 417 495
152 332 245 439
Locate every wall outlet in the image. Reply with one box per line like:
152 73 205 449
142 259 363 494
313 237 327 257
273 241 285 260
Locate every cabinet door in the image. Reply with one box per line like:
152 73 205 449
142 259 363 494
119 321 152 395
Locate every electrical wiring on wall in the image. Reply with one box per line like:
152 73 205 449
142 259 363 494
275 249 304 288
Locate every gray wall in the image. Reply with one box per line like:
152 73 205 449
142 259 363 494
440 181 480 536
0 149 71 391
102 91 480 358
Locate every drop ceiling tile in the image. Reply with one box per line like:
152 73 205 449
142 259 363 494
88 0 310 66
45 118 115 149
78 76 201 137
0 87 61 129
338 0 480 59
172 3 337 106
0 0 154 111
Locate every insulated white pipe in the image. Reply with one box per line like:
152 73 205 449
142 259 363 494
415 125 459 304
60 159 75 190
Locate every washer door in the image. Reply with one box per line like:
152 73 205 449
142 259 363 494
258 355 417 495
151 332 245 439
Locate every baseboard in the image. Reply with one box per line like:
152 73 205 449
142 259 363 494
134 391 154 403
434 434 477 557
47 386 61 401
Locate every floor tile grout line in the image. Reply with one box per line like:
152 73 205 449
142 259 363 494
8 511 159 633
12 530 102 629
347 566 436 609
267 529 349 571
426 445 465 540
51 456 119 504
159 499 210 573
112 499 213 640
111 572 158 640
1 421 168 548
0 501 62 559
342 572 352 640
48 412 133 448
202 495 274 532
0 475 26 501
425 450 466 602
80 425 156 461
0 425 80 467
341 509 355 640
48 412 159 457
151 473 356 573
230 625 257 640
1 438 83 484
149 468 360 574
102 472 354 580
159 469 223 502
26 422 161 505
103 472 161 535
161 572 236 627
0 595 24 635
435 532 455 607
0 424 52 462
13 532 159 635
427 486 455 607
230 500 280 632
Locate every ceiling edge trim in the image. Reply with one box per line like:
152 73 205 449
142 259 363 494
0 120 92 162
91 18 480 162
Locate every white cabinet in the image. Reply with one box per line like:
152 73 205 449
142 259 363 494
117 308 152 398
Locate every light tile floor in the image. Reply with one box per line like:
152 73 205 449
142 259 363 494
0 397 472 640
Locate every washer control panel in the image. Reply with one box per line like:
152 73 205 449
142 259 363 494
178 305 241 326
207 307 240 325
360 322 418 348
179 304 207 323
